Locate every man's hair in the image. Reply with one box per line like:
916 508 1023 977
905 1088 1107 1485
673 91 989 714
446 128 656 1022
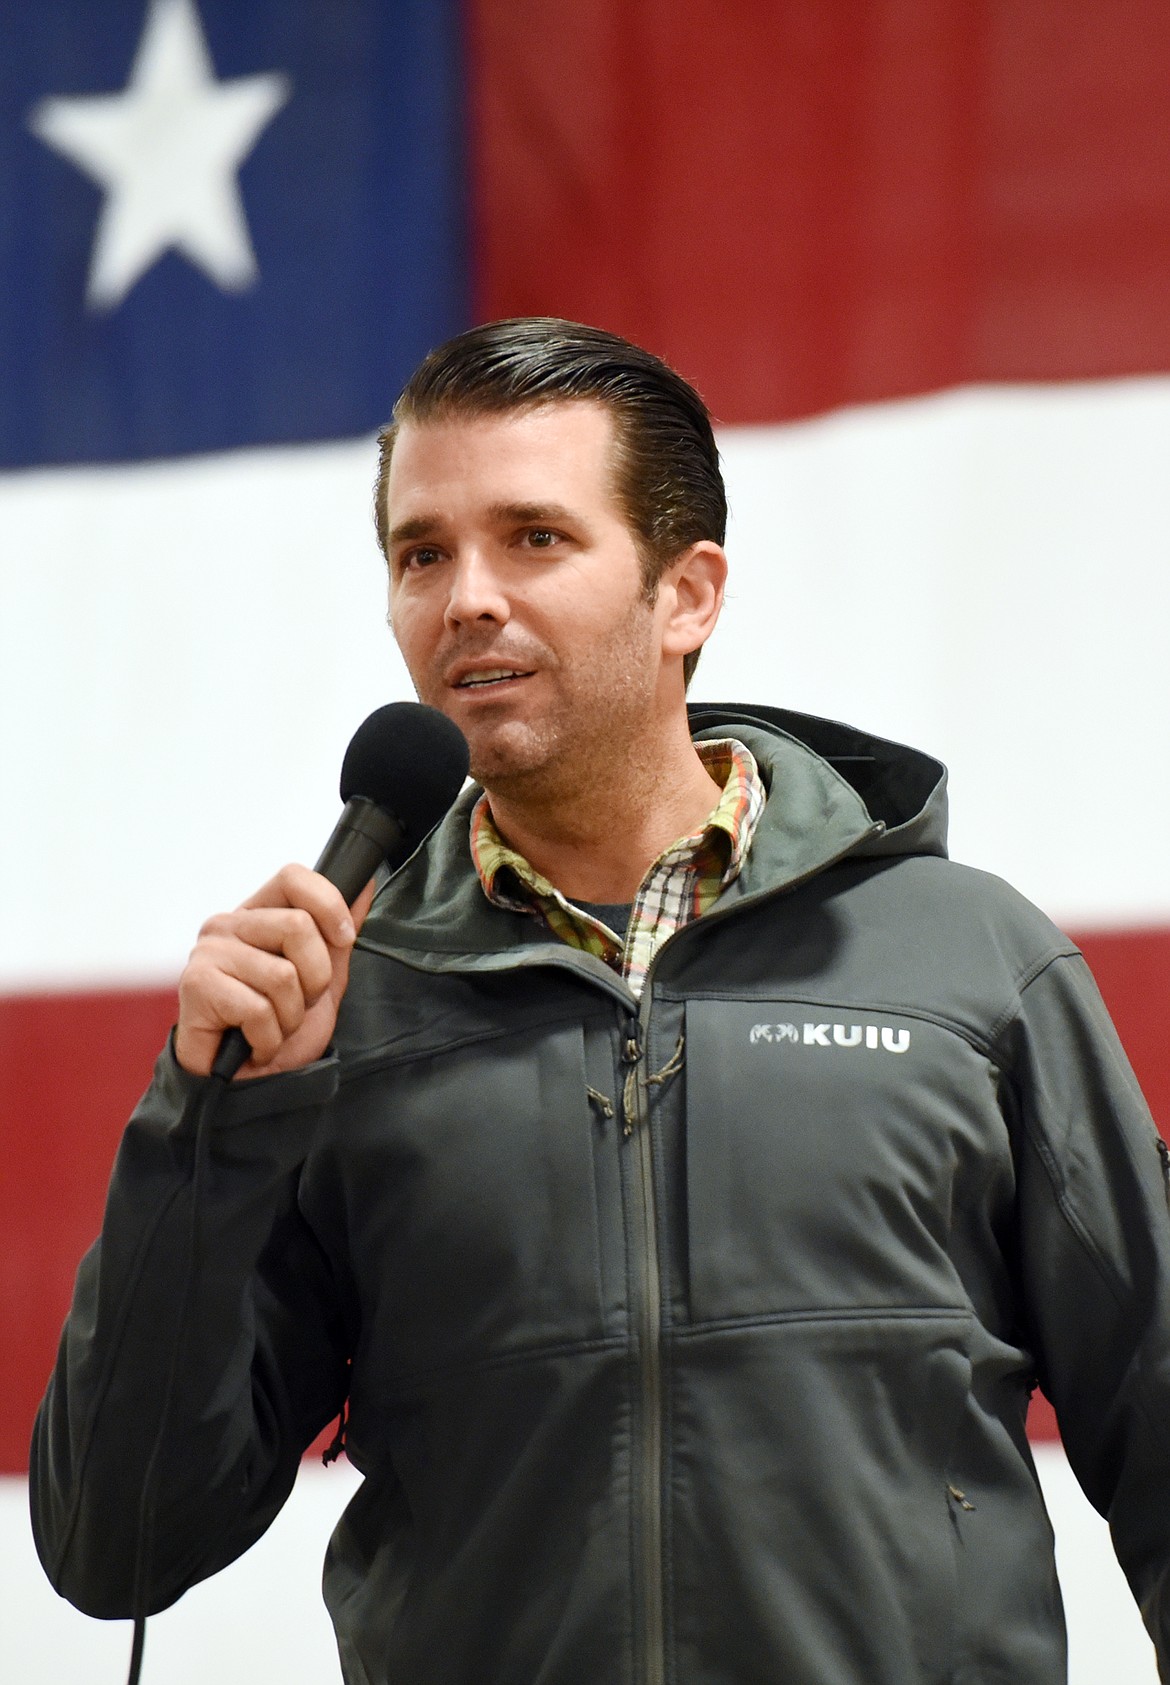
374 317 727 686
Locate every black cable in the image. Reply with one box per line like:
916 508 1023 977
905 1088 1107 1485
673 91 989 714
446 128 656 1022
127 1612 146 1685
125 1071 226 1685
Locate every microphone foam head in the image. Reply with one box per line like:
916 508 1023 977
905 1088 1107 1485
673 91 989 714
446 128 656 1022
340 702 470 843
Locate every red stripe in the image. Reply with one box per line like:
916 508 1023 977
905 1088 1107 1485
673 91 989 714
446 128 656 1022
1 989 178 1476
471 0 1170 421
3 927 1167 1469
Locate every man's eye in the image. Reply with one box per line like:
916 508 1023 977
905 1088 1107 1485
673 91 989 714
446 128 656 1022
402 546 442 570
525 529 558 549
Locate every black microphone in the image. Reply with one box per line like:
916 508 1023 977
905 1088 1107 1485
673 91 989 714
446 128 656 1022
211 701 469 1080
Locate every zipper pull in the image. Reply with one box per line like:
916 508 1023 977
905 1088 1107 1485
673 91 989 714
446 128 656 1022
621 1022 642 1137
646 1034 685 1090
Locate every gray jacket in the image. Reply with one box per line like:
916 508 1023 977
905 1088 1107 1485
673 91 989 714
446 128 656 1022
32 704 1170 1683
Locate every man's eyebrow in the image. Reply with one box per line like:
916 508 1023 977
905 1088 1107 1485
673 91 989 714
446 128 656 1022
487 501 583 527
386 515 443 547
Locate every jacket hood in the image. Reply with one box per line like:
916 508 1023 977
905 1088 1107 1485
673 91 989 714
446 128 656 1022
359 703 948 966
687 701 949 861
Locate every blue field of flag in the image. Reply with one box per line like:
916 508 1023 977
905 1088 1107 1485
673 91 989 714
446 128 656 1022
0 0 467 467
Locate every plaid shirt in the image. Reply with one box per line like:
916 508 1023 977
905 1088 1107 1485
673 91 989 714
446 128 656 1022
469 739 766 998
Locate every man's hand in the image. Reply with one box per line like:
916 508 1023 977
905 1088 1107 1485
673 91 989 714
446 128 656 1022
175 865 378 1079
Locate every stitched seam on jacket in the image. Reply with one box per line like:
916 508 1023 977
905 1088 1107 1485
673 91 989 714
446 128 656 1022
986 945 1081 1045
336 1012 606 1082
665 992 1001 1059
379 1332 630 1395
665 943 1081 1063
1012 1120 1170 1468
1003 967 1169 1342
47 1181 187 1585
1005 1040 1154 1294
992 956 1170 1464
676 1306 974 1339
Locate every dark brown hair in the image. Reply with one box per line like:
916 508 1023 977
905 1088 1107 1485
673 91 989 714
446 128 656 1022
374 318 726 685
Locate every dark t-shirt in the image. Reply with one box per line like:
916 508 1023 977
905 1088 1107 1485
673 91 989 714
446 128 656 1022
569 900 633 940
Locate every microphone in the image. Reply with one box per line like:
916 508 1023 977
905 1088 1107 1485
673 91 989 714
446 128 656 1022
211 702 469 1080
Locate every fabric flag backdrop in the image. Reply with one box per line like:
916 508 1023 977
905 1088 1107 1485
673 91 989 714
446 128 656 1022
2 2 1168 1679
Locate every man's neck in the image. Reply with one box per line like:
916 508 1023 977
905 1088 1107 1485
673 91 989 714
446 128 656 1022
483 733 724 903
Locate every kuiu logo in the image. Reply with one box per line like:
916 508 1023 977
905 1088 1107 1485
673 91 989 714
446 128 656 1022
750 1022 911 1053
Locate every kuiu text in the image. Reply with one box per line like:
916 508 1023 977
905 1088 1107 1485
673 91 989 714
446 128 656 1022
749 1022 911 1053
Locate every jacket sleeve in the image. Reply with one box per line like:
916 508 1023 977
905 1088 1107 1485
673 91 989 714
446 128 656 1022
29 1037 353 1619
1003 950 1170 1667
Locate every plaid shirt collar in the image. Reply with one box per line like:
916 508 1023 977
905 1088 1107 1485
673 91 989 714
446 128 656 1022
469 738 766 996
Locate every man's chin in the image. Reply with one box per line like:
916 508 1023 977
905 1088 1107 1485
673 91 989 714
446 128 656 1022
465 724 555 792
468 750 543 791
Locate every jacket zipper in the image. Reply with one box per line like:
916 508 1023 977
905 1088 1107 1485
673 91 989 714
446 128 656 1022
615 825 883 1685
623 1015 666 1685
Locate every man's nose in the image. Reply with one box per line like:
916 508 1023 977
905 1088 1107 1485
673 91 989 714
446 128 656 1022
443 549 511 629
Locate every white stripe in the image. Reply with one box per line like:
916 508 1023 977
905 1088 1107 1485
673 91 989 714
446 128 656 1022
2 377 1168 987
0 437 414 988
712 375 1170 926
0 1450 1155 1681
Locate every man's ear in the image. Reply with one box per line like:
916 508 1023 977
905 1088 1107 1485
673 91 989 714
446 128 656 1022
660 541 727 660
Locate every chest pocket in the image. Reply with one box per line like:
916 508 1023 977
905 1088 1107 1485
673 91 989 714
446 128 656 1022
683 997 999 1323
331 1019 606 1383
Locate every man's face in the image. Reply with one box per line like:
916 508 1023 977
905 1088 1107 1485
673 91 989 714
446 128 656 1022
384 401 672 797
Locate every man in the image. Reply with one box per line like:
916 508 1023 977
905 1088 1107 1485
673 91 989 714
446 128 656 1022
32 319 1170 1683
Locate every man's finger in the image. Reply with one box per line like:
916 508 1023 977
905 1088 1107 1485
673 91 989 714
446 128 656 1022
190 941 314 1036
199 908 335 1001
240 862 356 946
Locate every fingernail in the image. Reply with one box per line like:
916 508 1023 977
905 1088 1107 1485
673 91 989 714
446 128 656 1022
339 917 356 944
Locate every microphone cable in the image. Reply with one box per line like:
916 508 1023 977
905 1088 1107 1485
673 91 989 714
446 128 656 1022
126 1067 224 1685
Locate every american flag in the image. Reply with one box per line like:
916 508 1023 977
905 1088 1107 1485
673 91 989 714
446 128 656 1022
2 3 1168 1678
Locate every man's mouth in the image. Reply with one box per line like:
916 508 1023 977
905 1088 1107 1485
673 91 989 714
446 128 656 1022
454 668 534 689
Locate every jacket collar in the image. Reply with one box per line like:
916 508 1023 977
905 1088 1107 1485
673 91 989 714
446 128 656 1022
357 703 947 968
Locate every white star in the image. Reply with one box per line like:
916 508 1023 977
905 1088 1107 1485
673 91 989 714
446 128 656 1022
29 0 290 310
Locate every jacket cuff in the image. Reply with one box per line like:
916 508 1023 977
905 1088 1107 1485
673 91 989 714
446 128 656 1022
147 1030 340 1148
